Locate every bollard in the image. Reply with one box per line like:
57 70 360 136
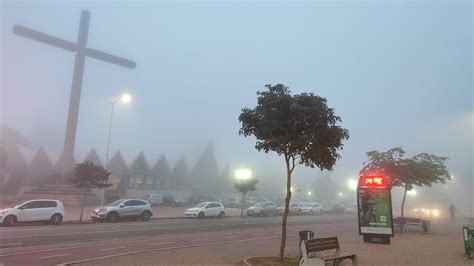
298 230 315 257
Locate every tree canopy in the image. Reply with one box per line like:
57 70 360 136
239 84 349 171
360 147 451 190
71 161 112 190
239 84 349 260
360 147 451 217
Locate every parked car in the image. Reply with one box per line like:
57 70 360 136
143 194 163 206
322 201 346 214
301 202 323 215
345 203 358 214
174 196 187 207
187 195 217 206
277 203 302 216
247 202 277 217
91 199 153 222
223 198 241 208
245 197 259 206
0 199 65 226
184 202 225 218
104 188 121 204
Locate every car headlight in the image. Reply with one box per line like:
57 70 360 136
0 210 7 215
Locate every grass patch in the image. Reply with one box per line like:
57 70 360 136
246 256 299 266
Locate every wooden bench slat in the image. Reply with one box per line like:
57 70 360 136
308 244 340 252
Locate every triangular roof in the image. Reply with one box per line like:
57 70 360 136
170 156 189 190
107 150 128 176
129 151 151 176
189 142 219 191
29 146 54 175
151 154 171 189
28 146 54 185
84 148 103 166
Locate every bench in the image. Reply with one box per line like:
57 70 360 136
396 217 431 233
300 236 357 266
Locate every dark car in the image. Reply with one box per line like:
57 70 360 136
187 195 217 206
162 194 187 207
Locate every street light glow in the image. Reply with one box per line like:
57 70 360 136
338 192 343 197
235 169 252 180
407 190 417 196
348 179 358 190
307 191 312 196
121 93 131 103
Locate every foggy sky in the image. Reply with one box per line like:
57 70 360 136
1 1 472 209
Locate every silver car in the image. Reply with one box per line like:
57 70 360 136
91 199 153 222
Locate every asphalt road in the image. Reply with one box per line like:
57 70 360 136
0 214 357 266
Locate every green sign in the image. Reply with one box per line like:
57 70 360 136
358 189 393 235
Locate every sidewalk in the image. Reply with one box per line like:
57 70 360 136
76 218 473 265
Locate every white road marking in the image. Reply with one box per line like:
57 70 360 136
191 238 208 241
151 241 173 246
99 246 126 251
0 242 22 247
224 235 239 239
39 253 70 259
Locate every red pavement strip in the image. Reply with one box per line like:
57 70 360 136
0 223 356 266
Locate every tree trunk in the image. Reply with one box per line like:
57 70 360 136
279 157 292 261
79 189 88 222
401 185 407 218
241 192 246 218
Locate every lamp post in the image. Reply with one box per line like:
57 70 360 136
101 93 131 205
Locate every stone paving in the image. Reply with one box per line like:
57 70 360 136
76 218 474 266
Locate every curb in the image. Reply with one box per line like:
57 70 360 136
62 215 232 225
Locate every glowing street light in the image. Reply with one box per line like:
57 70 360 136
235 168 252 180
120 93 131 103
338 192 343 197
101 93 132 206
348 179 358 191
407 190 417 196
307 191 312 196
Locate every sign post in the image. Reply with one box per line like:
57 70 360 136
357 175 394 244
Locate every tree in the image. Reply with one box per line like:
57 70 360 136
239 84 349 260
70 161 112 221
234 178 258 217
360 147 451 217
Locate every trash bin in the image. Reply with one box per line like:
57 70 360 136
298 230 315 257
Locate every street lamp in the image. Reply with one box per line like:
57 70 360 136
348 179 358 191
234 168 252 181
101 93 132 205
407 190 417 196
338 192 343 197
307 191 312 196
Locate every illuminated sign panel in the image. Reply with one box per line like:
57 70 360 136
357 174 394 243
359 175 388 189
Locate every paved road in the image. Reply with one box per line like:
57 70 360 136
0 215 357 266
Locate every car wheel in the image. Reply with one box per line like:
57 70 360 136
198 212 204 218
50 214 63 225
107 212 119 222
258 210 264 217
309 210 313 215
219 211 225 219
141 211 151 221
3 215 16 226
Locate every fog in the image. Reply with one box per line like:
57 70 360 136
1 1 472 214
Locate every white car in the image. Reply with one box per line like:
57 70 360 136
301 202 323 215
185 202 225 218
0 199 65 226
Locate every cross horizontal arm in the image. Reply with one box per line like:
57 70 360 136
84 48 136 69
12 25 78 52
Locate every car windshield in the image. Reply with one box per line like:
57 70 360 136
109 199 126 206
12 201 26 208
253 202 265 207
194 202 207 208
301 203 311 207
